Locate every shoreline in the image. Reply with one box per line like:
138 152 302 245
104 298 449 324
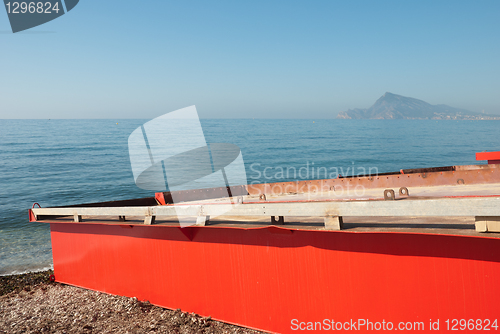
0 266 53 278
0 270 54 296
1 271 264 333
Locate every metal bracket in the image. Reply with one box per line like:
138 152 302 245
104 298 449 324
271 216 284 225
384 189 395 200
399 187 409 196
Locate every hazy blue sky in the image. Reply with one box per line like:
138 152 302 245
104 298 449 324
1 0 499 119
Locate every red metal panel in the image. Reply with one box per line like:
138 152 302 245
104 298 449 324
155 192 166 205
477 151 500 163
50 223 500 333
155 165 500 202
28 209 36 222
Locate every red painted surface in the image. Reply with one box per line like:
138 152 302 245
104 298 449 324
29 203 41 222
476 151 500 164
50 223 500 333
28 209 36 222
155 192 166 205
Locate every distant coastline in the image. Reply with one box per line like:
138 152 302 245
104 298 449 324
337 93 500 120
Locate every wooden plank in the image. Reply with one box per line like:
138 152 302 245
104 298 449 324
475 216 500 233
32 207 152 217
32 197 500 221
324 216 343 230
144 215 155 225
195 216 210 226
153 197 500 218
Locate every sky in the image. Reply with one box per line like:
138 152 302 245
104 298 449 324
1 0 499 119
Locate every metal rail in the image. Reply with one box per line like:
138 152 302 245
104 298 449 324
31 196 500 232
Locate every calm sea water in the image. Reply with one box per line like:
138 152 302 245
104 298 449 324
1 119 499 275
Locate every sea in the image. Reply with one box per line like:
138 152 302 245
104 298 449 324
1 119 499 275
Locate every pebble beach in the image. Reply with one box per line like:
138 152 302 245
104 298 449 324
0 271 264 334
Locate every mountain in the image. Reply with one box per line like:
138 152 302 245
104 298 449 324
337 93 500 120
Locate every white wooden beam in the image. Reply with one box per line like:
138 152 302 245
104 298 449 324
152 197 500 218
32 197 500 229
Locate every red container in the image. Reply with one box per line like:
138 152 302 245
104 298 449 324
50 222 500 333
